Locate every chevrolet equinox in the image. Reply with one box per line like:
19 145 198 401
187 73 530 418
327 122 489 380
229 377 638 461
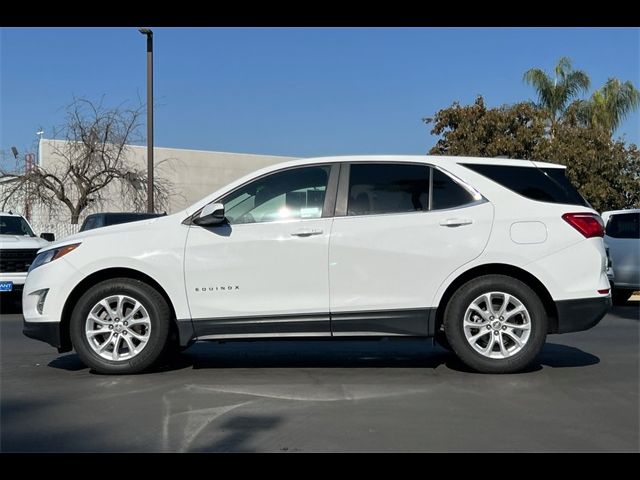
22 156 611 374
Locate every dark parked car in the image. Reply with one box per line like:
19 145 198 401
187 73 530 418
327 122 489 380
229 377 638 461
79 212 166 232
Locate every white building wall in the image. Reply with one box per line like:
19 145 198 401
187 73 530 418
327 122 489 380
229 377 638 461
19 139 296 239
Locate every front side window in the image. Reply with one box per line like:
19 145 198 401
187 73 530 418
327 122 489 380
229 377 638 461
0 216 35 236
347 164 429 216
221 166 331 225
606 212 640 239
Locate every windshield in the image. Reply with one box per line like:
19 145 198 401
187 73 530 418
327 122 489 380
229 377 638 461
0 216 36 236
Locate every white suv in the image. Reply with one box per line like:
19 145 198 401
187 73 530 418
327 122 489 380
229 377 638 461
22 156 611 374
1 212 52 296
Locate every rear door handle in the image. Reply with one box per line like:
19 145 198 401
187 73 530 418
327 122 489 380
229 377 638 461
439 218 473 227
291 228 324 237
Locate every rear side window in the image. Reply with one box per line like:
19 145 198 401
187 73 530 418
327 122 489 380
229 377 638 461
432 169 476 210
606 212 640 239
347 164 429 216
463 164 589 207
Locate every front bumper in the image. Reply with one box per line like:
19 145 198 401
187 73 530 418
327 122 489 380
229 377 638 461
23 319 63 350
0 272 27 286
554 296 612 334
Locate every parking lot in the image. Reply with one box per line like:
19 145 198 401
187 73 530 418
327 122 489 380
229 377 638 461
1 298 638 452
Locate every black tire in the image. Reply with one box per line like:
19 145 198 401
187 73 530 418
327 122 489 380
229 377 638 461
444 274 547 374
70 278 172 374
612 288 633 306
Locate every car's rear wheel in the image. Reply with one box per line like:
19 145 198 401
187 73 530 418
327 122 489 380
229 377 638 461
70 278 172 374
444 275 547 374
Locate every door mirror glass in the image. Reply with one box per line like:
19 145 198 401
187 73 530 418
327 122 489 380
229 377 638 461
40 232 55 242
194 203 225 226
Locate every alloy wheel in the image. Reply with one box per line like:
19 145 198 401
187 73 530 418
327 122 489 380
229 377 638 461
463 291 531 359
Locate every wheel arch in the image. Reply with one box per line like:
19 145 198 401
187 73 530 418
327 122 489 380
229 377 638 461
434 263 559 335
58 267 183 353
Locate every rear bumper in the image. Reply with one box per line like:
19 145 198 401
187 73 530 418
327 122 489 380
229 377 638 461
555 296 611 334
23 319 63 350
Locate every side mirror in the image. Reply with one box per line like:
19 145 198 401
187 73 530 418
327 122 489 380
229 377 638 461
40 232 55 242
193 203 225 226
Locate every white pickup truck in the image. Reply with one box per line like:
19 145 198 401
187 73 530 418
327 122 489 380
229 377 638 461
0 212 54 296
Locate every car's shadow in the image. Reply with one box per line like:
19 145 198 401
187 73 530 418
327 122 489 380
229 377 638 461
612 302 640 321
48 340 600 375
0 294 22 315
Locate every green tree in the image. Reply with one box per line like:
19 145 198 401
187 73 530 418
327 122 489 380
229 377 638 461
574 78 640 134
424 96 546 159
535 123 640 211
425 96 640 212
523 57 590 136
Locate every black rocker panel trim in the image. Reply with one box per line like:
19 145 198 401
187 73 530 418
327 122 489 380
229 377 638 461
331 308 434 336
183 308 435 342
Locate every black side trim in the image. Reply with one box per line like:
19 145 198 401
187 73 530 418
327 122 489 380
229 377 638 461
554 297 611 334
176 318 197 347
334 162 350 217
23 319 62 349
191 313 330 339
322 163 340 218
331 308 434 336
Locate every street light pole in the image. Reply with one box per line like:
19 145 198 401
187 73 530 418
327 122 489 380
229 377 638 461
139 28 154 213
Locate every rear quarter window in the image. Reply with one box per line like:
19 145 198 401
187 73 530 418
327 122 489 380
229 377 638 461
462 163 589 207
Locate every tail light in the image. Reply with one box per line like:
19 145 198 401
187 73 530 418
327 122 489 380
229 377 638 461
562 213 605 238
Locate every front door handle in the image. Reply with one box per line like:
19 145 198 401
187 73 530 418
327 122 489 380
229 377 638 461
439 218 473 227
291 228 324 237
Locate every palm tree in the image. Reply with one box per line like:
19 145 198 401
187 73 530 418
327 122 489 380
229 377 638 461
523 57 591 136
575 78 640 134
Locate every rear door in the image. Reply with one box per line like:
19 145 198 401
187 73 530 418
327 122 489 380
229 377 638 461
328 162 493 336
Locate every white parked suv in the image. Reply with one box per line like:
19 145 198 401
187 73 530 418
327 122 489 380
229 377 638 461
22 156 611 374
602 209 639 305
1 212 53 297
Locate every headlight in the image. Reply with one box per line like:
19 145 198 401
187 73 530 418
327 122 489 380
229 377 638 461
28 243 81 273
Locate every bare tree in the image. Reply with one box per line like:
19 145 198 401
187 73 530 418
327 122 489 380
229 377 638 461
0 97 173 224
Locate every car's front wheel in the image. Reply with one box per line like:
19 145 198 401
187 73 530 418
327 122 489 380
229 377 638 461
444 275 547 374
70 278 172 374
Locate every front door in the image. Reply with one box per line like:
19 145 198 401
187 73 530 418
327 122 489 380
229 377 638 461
328 163 493 336
184 164 338 338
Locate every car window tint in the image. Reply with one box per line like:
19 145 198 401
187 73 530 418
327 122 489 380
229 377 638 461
432 169 475 210
81 217 99 231
606 212 640 239
347 164 429 216
463 164 589 207
221 166 330 225
0 216 35 236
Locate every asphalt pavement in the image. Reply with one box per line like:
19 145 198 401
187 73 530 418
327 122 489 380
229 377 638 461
1 298 638 452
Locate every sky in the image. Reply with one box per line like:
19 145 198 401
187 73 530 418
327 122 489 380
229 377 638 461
1 27 638 169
